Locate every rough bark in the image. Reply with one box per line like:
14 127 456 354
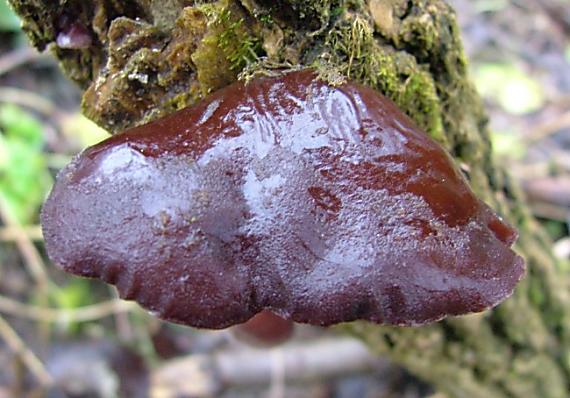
9 0 570 396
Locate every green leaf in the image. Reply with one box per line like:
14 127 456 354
0 104 52 224
544 220 566 241
473 63 545 115
49 279 94 310
61 113 111 148
490 130 526 160
0 0 21 32
0 104 44 147
47 279 95 335
474 0 508 12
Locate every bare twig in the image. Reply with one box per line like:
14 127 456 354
0 225 43 242
528 111 570 142
0 122 54 349
0 196 52 349
0 87 57 116
0 295 138 323
532 0 570 35
11 355 25 397
151 337 386 397
110 288 135 342
0 315 53 387
523 176 570 207
526 200 569 222
0 198 50 291
0 47 46 77
267 348 285 398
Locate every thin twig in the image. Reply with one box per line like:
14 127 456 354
0 225 43 242
528 111 570 142
12 355 25 397
0 87 57 116
151 338 385 397
110 288 134 342
267 348 285 398
532 0 570 35
0 315 53 387
0 295 138 323
0 198 52 347
0 198 50 290
0 47 46 77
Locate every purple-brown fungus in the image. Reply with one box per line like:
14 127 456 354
41 70 525 328
55 15 92 50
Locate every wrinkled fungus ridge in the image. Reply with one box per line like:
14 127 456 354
41 70 525 328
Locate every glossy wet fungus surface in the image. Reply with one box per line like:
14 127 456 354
41 70 525 328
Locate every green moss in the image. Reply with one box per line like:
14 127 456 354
395 4 475 152
217 11 262 71
7 0 56 50
398 5 439 56
283 0 337 29
258 14 274 24
528 275 546 307
319 14 445 142
192 0 262 94
397 70 445 142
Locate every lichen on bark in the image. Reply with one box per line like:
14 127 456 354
9 0 570 396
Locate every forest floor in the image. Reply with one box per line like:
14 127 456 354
0 1 568 397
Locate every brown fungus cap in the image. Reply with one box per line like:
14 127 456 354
41 70 525 328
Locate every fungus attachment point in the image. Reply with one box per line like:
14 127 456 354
55 15 92 49
231 311 294 347
41 70 525 331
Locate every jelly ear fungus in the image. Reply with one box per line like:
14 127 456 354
41 70 525 342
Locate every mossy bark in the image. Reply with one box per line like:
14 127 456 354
9 0 570 396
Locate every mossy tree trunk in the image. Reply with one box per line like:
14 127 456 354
10 0 570 396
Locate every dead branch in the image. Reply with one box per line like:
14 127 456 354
151 337 386 397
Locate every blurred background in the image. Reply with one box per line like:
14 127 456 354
0 0 568 397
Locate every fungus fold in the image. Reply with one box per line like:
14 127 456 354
41 70 525 328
